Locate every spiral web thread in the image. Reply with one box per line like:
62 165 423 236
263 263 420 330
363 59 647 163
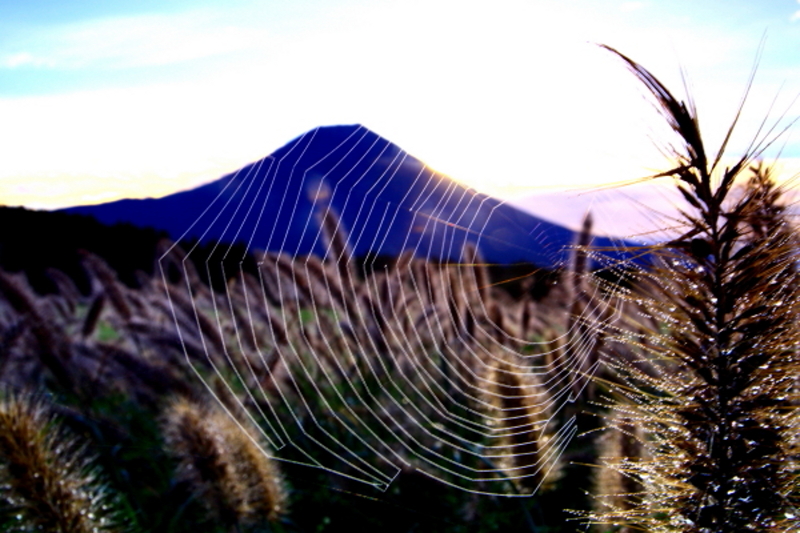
157 125 625 496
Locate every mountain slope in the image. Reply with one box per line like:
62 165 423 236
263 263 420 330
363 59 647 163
61 124 630 268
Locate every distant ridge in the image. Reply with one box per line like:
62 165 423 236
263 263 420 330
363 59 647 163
61 124 632 268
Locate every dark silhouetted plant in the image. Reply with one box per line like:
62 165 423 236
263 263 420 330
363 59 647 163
588 46 800 533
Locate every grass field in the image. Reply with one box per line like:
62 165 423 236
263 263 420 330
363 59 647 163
0 48 798 533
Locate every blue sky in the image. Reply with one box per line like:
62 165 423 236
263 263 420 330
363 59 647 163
2 0 800 216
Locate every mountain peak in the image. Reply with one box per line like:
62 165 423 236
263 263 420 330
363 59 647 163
60 124 633 268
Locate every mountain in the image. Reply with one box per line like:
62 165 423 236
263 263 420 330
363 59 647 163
60 124 633 268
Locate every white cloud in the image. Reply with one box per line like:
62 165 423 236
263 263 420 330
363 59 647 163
0 10 269 70
1 51 53 68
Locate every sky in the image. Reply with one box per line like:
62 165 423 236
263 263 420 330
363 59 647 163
2 0 800 236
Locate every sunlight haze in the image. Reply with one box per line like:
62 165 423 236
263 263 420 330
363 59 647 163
2 0 799 226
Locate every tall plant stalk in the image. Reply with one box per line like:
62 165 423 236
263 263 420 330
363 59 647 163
589 46 800 532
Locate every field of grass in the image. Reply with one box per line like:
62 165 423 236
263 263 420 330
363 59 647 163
0 48 798 533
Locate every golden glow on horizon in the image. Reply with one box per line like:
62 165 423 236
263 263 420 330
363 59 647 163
1 169 227 210
3 145 800 212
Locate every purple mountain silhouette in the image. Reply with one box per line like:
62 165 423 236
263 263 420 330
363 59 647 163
61 124 632 268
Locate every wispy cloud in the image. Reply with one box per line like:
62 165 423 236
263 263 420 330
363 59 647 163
0 10 267 70
792 0 800 21
1 52 53 69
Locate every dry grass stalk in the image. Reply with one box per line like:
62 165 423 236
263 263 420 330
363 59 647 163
0 270 75 393
463 243 492 307
274 252 314 309
446 263 470 343
236 271 289 346
224 276 259 354
563 212 620 400
45 268 83 310
127 317 212 374
85 342 191 402
570 212 593 293
157 238 203 287
259 253 308 309
163 283 226 357
316 202 357 287
300 257 336 309
81 252 133 322
255 255 284 307
486 300 513 345
82 291 106 338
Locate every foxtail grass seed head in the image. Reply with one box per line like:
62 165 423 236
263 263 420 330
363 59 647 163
161 398 287 527
0 394 124 532
482 354 560 493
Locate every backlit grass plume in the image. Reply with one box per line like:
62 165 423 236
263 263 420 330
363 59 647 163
0 394 124 532
482 353 562 494
161 397 287 529
588 46 800 532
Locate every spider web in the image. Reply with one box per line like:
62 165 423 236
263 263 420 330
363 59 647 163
158 125 630 495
